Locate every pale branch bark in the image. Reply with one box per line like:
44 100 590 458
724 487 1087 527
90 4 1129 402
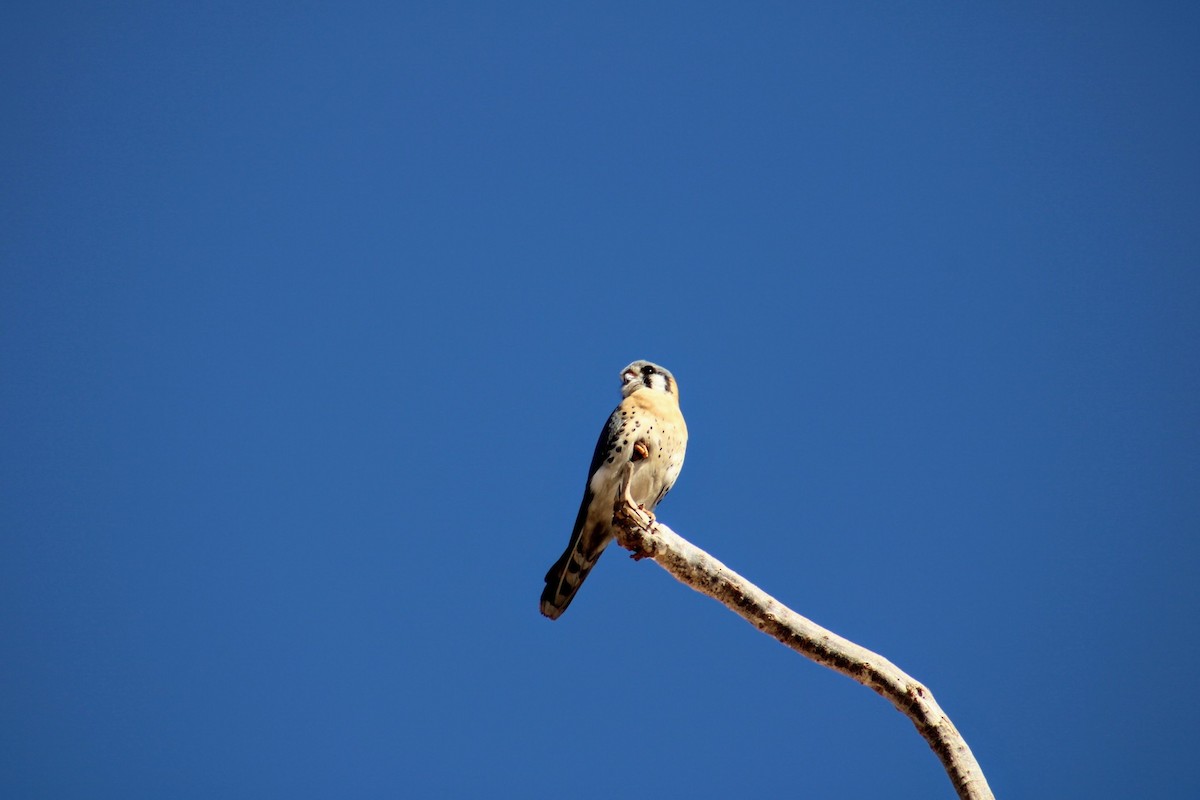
613 464 994 800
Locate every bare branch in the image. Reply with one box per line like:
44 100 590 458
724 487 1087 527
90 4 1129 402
612 463 994 800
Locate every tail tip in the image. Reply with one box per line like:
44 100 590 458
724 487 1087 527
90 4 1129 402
539 597 565 620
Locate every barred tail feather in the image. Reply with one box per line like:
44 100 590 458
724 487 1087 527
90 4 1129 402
540 528 607 619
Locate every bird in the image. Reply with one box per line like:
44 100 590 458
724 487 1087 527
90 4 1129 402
541 360 687 620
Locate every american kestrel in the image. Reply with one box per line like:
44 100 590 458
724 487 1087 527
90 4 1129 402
540 360 688 619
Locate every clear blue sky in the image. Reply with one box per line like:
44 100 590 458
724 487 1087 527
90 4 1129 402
3 3 1198 798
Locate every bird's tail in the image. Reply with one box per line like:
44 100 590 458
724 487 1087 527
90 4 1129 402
540 528 610 620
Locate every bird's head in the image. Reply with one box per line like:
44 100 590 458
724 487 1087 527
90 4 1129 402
620 360 678 399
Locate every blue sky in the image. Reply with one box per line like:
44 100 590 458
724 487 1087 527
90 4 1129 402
3 3 1198 798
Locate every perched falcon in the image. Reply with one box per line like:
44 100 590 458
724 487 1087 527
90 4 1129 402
540 360 688 619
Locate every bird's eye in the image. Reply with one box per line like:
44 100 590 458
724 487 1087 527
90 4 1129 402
641 365 654 375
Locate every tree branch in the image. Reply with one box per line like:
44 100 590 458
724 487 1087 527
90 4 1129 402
613 464 994 800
